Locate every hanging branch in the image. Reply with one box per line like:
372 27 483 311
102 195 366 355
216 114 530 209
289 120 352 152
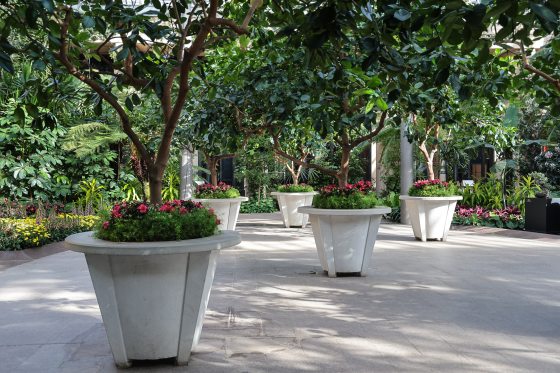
519 43 560 93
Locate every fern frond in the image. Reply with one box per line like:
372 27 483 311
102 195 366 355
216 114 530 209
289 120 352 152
62 121 127 157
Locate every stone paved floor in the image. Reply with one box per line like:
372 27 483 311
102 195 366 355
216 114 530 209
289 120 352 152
1 213 560 372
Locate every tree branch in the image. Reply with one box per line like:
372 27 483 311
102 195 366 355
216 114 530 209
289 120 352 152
271 130 338 177
119 32 150 88
208 17 249 35
55 7 151 167
350 111 388 148
520 44 560 93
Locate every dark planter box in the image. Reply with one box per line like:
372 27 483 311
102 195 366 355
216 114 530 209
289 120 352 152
525 198 560 234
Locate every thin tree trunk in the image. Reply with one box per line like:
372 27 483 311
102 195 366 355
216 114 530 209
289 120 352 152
287 161 299 185
149 170 164 204
209 158 219 186
337 147 351 187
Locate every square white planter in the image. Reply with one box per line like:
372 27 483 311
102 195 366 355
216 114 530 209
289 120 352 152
399 196 462 241
271 192 317 228
298 206 390 277
192 197 248 230
65 231 241 368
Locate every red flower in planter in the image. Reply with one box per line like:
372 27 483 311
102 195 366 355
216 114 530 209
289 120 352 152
102 221 110 230
137 204 149 214
111 204 123 219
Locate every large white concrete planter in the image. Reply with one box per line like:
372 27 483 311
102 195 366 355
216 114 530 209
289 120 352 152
297 206 390 277
399 196 463 241
271 191 317 228
65 231 241 368
191 197 248 230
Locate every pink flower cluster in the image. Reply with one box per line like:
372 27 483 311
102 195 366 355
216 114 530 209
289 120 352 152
102 200 208 230
159 199 204 214
456 206 489 219
412 179 449 189
320 180 375 196
455 205 522 223
108 201 151 222
196 182 232 194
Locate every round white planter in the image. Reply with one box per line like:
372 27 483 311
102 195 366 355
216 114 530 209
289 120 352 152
297 206 390 277
65 231 241 368
399 196 463 241
271 191 317 228
191 197 248 230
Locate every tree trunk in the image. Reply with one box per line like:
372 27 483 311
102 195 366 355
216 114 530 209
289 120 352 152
337 147 351 187
209 158 219 186
426 161 435 181
289 162 299 185
203 153 219 186
148 169 164 204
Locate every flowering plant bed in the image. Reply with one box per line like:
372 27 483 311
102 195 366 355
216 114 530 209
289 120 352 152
96 200 219 242
0 214 98 250
276 184 314 193
454 205 524 229
408 179 459 197
312 180 380 209
194 182 241 199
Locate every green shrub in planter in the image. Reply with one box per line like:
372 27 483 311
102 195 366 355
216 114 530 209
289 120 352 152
312 181 380 209
194 182 241 199
96 200 218 242
408 179 459 197
276 184 314 193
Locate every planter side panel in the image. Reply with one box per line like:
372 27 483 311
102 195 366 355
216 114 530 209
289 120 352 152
177 250 219 364
85 254 131 368
330 215 369 273
110 254 187 360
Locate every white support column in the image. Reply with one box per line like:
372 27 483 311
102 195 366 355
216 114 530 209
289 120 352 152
370 142 376 188
439 159 447 181
375 142 385 195
180 148 197 199
400 118 414 224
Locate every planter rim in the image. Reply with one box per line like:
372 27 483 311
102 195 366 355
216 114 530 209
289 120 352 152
271 191 318 196
298 206 391 216
399 195 463 201
191 197 249 203
65 230 241 256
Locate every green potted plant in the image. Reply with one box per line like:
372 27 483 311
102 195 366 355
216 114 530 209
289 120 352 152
400 179 462 241
192 182 248 230
271 184 317 228
65 200 241 367
298 181 390 277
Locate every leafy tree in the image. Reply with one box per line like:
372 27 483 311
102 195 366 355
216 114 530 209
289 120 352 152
0 0 262 203
180 90 246 186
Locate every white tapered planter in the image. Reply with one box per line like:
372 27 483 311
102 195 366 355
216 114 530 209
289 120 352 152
192 197 248 230
65 231 241 368
271 192 317 228
298 206 390 277
399 196 462 241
